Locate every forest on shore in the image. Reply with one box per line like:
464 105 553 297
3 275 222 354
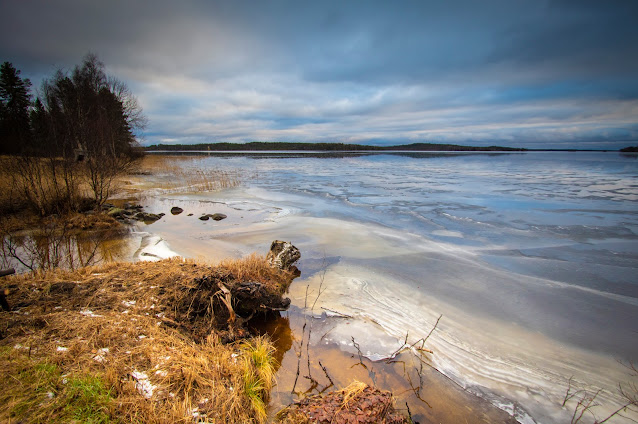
146 141 527 152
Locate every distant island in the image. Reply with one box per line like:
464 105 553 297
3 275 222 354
620 146 638 152
145 142 527 152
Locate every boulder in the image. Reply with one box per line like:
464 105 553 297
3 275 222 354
266 240 301 271
198 213 227 221
134 212 161 222
171 206 184 215
144 213 161 222
210 213 227 221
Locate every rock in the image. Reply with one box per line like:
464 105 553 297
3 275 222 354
187 213 194 216
133 212 161 222
107 207 126 218
171 207 184 215
198 213 227 221
144 213 161 222
266 240 301 271
210 213 227 221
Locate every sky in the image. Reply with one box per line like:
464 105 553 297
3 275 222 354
1 0 637 149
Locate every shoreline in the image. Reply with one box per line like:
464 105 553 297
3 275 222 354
106 188 524 422
119 191 528 423
5 151 636 423
123 180 637 423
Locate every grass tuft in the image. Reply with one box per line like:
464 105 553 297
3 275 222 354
64 375 113 423
241 336 276 423
0 350 114 424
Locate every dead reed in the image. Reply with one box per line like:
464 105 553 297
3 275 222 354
128 155 241 194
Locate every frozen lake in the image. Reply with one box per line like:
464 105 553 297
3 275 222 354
133 151 638 423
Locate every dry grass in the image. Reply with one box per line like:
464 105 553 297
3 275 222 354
220 253 297 295
0 155 96 217
0 257 292 423
129 155 240 194
0 156 27 215
340 380 369 408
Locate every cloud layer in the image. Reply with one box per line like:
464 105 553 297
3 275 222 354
1 0 637 148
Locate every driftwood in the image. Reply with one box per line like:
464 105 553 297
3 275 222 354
266 240 301 272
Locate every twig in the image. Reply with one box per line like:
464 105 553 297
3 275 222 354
319 360 334 386
350 336 368 370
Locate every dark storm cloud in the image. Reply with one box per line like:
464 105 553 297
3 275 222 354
0 0 636 148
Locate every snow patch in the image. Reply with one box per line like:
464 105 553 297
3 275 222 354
131 370 156 399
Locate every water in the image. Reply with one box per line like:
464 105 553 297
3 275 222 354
132 151 638 423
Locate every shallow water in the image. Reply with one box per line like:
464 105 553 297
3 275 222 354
128 151 638 423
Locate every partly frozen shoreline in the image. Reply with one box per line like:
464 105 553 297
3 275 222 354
125 152 638 423
128 189 633 423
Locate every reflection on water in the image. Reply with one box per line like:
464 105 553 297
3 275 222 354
1 223 132 272
248 312 293 369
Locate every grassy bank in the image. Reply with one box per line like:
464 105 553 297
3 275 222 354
0 257 290 423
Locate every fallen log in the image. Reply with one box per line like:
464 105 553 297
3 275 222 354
0 268 15 277
1 268 15 311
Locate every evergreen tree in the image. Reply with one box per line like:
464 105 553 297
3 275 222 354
0 62 32 154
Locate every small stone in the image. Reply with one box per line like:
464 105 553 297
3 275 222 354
199 215 210 221
171 207 184 215
210 213 227 221
107 207 125 218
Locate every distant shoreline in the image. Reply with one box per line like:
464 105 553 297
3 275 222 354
143 141 631 153
144 141 527 152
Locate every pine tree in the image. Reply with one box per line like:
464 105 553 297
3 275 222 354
0 62 32 154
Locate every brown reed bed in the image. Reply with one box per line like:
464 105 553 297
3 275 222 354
126 155 241 194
